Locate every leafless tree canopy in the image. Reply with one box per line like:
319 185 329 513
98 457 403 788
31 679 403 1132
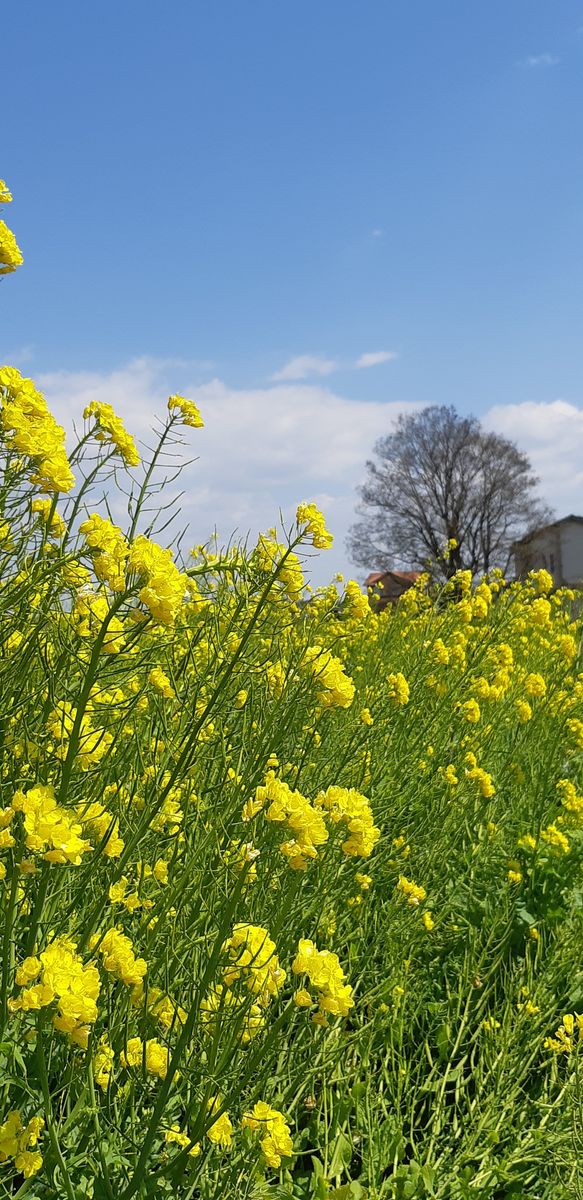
347 405 553 580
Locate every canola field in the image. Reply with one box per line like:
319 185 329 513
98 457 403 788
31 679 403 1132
1 179 583 1200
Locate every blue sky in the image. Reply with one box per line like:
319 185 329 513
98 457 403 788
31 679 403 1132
2 1 583 581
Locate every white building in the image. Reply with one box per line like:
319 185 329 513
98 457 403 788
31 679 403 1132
512 515 583 588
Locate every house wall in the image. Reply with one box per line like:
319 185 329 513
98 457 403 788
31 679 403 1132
560 524 583 586
515 529 561 578
514 522 583 587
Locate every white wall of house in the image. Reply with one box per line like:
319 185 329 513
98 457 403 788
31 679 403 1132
561 523 583 585
514 519 583 587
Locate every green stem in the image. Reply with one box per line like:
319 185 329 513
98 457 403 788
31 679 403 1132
36 1014 77 1200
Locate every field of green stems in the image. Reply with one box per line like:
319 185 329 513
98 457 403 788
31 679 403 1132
1 178 583 1200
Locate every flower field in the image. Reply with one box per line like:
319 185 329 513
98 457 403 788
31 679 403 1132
1 181 583 1200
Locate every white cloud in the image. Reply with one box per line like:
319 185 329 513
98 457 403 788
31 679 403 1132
355 351 398 369
270 354 338 382
482 399 583 516
36 360 583 585
39 357 420 584
523 53 560 67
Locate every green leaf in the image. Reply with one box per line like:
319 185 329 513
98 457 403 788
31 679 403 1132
328 1131 353 1179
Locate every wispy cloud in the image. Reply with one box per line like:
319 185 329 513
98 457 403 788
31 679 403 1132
355 351 398 369
523 53 560 68
482 399 583 516
270 354 338 381
3 344 36 367
371 228 384 238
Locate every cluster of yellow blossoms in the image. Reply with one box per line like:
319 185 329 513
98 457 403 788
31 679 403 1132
250 772 328 870
396 875 427 907
315 785 381 857
386 671 410 706
244 774 380 867
149 666 176 698
255 534 305 601
303 644 355 708
91 928 148 987
0 178 23 274
47 701 113 770
544 1013 583 1055
202 924 286 1045
120 1036 170 1079
80 513 129 592
296 502 333 550
222 923 286 1006
292 938 354 1021
11 784 90 864
0 366 74 492
242 1102 293 1168
0 1111 44 1179
83 400 140 466
128 534 188 624
31 496 67 538
168 393 204 428
11 937 100 1047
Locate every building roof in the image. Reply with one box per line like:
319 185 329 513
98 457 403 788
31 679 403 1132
364 569 422 587
511 514 583 549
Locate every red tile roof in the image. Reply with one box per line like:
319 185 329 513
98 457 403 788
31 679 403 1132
365 570 421 587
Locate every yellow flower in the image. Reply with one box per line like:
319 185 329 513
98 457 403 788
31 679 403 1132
482 1017 501 1033
540 824 570 854
387 672 410 705
396 875 426 906
530 597 551 626
0 366 74 491
515 699 532 723
120 1037 170 1079
11 936 100 1047
12 784 91 865
0 220 23 273
164 1126 201 1157
296 502 333 550
524 673 546 699
83 400 139 466
93 928 147 987
168 393 204 428
292 938 353 1017
461 699 481 724
529 568 553 594
129 535 187 625
293 988 313 1007
344 579 369 619
79 513 129 592
242 1101 294 1167
206 1097 233 1147
316 785 380 857
222 923 286 1005
94 1035 115 1089
304 645 355 708
148 667 175 698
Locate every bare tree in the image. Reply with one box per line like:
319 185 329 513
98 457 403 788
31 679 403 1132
347 405 553 580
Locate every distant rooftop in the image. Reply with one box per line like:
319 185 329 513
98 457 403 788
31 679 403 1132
365 569 422 586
